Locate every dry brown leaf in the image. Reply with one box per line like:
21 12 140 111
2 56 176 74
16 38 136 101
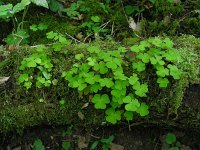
78 111 85 120
0 77 10 85
81 102 89 109
77 136 88 149
110 143 124 150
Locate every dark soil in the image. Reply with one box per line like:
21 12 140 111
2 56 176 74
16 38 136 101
0 124 199 150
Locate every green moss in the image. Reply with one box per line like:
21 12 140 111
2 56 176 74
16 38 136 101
183 17 200 37
0 37 200 133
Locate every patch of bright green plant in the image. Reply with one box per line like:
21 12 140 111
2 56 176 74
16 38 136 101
90 135 114 150
18 31 70 89
162 133 181 150
46 31 70 51
62 37 182 124
33 138 45 150
4 29 29 46
0 0 49 46
18 45 53 89
0 0 48 20
30 23 48 31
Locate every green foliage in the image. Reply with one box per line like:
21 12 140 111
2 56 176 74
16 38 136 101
62 125 73 150
125 5 143 16
62 37 181 124
30 23 48 31
0 0 49 20
18 45 53 89
90 135 114 150
31 0 48 9
81 15 108 36
62 141 71 150
131 37 182 88
46 31 70 51
162 133 181 150
63 1 81 18
33 138 45 150
4 29 29 46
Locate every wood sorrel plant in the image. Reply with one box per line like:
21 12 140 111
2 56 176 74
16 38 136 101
62 37 182 124
18 45 53 89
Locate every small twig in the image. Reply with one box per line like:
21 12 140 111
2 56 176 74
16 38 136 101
100 20 111 29
29 43 56 48
111 21 114 35
65 32 82 43
90 134 100 139
13 34 24 48
83 34 93 43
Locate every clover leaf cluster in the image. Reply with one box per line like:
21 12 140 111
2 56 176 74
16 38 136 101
62 37 182 124
62 46 147 124
18 45 53 89
131 37 182 88
18 36 182 124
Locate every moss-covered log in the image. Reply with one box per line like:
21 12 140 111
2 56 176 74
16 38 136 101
0 35 199 134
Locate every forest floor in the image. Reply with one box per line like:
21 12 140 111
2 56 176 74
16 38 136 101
0 124 200 150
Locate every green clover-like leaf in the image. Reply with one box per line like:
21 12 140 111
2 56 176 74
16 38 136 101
90 83 102 93
112 96 124 104
37 23 48 30
106 61 117 70
52 43 63 51
124 111 134 121
167 64 181 79
137 53 150 63
113 69 127 80
163 50 179 62
149 37 163 47
130 44 145 53
30 24 38 31
24 81 32 89
156 67 169 77
105 108 121 124
157 77 169 88
46 31 58 39
87 57 96 66
87 46 100 53
123 96 132 103
99 78 114 88
163 37 173 49
125 99 140 111
133 61 145 72
133 82 148 97
114 80 127 90
111 89 123 98
75 54 84 60
128 74 139 85
26 59 37 67
91 16 101 23
18 73 29 83
136 102 149 116
78 83 87 91
165 133 176 145
92 94 110 109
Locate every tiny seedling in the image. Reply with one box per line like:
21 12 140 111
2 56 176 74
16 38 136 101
90 135 114 150
33 138 45 150
162 133 181 150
